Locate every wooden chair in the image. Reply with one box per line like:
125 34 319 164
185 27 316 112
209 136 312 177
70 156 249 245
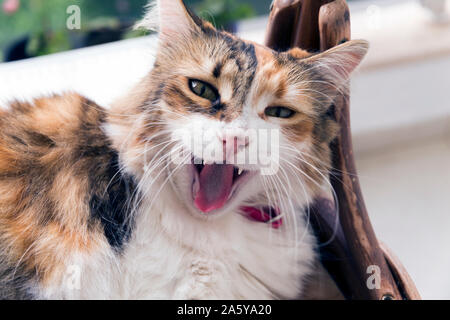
265 0 420 300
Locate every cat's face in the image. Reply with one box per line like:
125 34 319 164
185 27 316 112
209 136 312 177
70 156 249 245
119 0 368 219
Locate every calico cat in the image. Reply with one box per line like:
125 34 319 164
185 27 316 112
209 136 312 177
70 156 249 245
0 0 367 299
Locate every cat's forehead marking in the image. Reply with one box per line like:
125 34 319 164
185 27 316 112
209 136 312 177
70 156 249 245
221 34 258 103
251 44 289 101
186 32 259 122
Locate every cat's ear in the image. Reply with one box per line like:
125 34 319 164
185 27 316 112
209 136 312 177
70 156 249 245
302 39 369 90
136 0 202 41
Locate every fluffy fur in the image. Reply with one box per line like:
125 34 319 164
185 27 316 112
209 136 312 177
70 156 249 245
0 0 368 299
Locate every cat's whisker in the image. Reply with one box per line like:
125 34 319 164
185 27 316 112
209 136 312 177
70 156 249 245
281 145 338 194
130 143 183 212
131 142 185 209
279 163 312 248
280 145 345 189
269 165 304 250
279 147 341 246
135 145 188 212
142 152 191 216
125 142 177 210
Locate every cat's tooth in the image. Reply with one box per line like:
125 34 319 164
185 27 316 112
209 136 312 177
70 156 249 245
238 168 243 175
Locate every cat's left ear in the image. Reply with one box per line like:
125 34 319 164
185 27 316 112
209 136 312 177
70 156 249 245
136 0 203 42
302 39 369 90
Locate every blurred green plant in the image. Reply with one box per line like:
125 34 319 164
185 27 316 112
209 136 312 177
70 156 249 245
0 0 148 61
195 0 255 30
0 0 256 62
0 0 74 58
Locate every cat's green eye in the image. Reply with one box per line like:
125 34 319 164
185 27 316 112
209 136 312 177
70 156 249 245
189 79 219 102
264 106 296 119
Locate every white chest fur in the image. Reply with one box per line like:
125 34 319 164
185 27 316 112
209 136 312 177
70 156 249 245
39 193 315 300
114 195 316 300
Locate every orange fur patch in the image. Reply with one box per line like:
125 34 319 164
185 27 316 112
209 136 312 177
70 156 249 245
0 94 111 288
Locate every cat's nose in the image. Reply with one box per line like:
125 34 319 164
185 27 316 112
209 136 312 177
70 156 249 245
221 134 249 156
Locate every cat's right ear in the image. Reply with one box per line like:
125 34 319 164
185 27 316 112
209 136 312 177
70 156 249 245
135 0 202 42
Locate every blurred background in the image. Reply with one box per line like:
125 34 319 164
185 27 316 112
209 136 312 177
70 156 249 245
0 0 450 299
0 0 268 62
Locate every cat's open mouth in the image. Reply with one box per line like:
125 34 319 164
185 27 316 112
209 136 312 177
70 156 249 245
191 160 256 214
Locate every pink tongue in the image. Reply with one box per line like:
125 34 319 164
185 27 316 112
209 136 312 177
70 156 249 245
194 164 235 213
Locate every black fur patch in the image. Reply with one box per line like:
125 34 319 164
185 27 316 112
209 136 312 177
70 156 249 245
76 98 139 251
0 264 35 299
89 151 137 251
